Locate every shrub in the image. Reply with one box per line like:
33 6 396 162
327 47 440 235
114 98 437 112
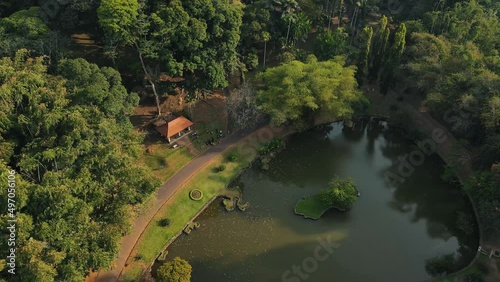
156 257 192 282
214 164 226 173
259 138 285 155
158 218 170 227
319 177 358 210
134 253 144 261
227 152 238 162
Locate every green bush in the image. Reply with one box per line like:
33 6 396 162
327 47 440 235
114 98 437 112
156 257 192 282
158 218 171 227
259 138 285 155
319 177 358 211
227 152 238 162
134 253 144 261
214 164 226 173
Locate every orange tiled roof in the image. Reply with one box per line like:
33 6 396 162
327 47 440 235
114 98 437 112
156 116 193 138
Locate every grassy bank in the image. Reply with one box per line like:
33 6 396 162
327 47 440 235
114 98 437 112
139 144 194 183
123 147 255 281
294 195 332 220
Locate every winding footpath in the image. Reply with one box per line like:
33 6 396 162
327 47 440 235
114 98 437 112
87 126 266 282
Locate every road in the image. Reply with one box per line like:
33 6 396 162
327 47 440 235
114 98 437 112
88 126 264 282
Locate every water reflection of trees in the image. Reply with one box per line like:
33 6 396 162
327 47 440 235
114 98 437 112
378 132 478 268
252 121 477 270
265 123 352 186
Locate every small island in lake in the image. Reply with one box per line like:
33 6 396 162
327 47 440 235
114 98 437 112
295 177 359 220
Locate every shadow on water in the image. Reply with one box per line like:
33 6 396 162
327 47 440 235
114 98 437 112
161 121 479 282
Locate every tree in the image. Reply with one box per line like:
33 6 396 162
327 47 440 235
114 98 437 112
291 12 311 46
256 55 366 129
350 0 368 30
313 28 349 61
0 7 68 60
320 177 358 210
369 15 390 80
481 96 500 130
405 32 451 93
240 1 272 68
389 23 407 63
0 50 159 281
150 0 243 93
157 257 192 282
97 0 140 43
421 0 500 55
57 58 138 118
356 26 373 83
380 23 406 94
272 0 300 48
98 0 165 116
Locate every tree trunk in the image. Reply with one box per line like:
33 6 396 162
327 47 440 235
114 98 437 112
285 18 292 48
263 40 267 68
328 0 338 30
135 43 161 116
338 0 344 28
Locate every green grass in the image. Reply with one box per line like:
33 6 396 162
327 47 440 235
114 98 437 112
123 148 254 281
140 145 193 183
294 194 332 220
191 120 226 151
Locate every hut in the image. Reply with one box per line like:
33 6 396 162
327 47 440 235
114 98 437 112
155 116 193 143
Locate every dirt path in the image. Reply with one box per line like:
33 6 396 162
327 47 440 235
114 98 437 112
87 124 283 282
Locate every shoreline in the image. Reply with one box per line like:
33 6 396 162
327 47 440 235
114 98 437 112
123 114 483 281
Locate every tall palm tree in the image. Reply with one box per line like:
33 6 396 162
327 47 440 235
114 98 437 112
262 31 271 68
270 0 299 48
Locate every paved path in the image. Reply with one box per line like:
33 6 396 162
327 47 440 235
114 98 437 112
88 126 263 282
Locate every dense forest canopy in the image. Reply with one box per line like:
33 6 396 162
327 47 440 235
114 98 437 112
0 50 158 281
0 0 499 281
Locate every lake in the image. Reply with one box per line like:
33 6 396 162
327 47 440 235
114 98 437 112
164 121 478 282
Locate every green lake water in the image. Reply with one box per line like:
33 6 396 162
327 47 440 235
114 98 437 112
164 122 478 282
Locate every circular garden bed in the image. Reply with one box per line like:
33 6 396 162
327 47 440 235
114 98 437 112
189 189 203 201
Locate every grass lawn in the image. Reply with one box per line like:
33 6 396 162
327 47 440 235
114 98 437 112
190 120 226 151
294 194 332 220
122 148 254 281
139 144 193 183
189 95 228 152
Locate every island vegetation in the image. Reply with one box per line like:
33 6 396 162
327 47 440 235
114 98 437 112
0 0 498 281
295 177 358 219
